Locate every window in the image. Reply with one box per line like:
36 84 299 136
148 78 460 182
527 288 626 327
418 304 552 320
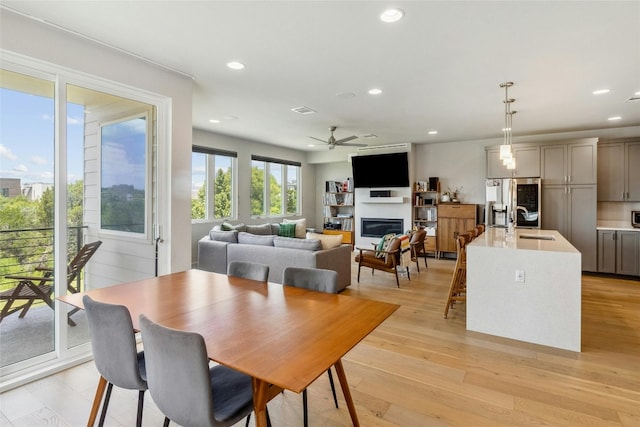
250 155 300 217
100 115 148 234
191 146 236 221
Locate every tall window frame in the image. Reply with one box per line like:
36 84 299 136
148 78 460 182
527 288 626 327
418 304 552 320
191 146 237 222
250 155 301 218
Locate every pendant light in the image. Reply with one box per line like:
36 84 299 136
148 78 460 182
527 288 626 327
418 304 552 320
499 82 517 170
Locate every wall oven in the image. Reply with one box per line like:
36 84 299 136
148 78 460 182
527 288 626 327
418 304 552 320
632 210 640 228
513 178 541 228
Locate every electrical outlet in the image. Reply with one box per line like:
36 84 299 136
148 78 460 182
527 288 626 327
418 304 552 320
515 269 525 283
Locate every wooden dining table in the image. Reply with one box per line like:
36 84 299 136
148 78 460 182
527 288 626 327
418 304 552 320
58 269 399 427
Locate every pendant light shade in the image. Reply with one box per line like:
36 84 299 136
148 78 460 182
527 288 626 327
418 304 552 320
499 82 517 170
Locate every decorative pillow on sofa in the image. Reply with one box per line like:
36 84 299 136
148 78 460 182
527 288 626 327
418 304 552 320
278 223 296 238
283 218 307 239
221 222 247 232
245 223 273 235
274 236 322 251
306 232 343 250
237 232 275 246
209 230 238 243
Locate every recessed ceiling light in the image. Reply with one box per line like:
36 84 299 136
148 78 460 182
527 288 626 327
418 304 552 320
635 91 640 96
380 8 404 23
209 119 220 124
226 61 245 70
608 116 622 121
428 130 438 135
368 88 382 95
592 89 610 95
307 144 315 147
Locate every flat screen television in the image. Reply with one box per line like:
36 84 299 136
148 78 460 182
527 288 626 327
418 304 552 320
351 152 410 188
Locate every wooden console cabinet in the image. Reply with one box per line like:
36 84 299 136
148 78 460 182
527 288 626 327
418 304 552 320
437 204 477 254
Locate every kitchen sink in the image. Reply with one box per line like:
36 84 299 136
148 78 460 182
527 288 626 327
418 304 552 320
519 234 555 241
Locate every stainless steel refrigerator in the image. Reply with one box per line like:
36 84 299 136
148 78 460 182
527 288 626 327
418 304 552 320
485 178 541 228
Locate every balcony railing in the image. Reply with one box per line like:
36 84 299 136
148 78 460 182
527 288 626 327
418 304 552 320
0 226 87 293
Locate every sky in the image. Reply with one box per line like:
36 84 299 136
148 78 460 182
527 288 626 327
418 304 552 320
1 87 145 190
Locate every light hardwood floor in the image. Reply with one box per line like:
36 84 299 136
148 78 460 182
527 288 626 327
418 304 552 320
1 257 639 426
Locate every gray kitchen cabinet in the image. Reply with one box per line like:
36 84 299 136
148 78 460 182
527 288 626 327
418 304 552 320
542 184 597 271
486 145 540 178
597 141 640 201
598 230 640 276
541 140 597 185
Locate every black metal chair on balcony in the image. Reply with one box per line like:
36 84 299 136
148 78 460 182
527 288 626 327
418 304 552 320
0 240 102 325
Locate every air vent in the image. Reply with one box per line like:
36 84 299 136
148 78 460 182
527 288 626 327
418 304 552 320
361 134 378 139
626 95 640 103
290 106 317 115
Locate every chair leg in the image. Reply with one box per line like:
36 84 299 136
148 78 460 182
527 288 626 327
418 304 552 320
302 389 308 427
327 368 339 409
136 390 145 427
98 382 113 427
394 269 400 288
357 263 361 283
246 412 250 427
163 417 171 427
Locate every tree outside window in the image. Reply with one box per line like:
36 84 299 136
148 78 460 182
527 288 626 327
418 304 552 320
250 156 300 218
191 147 236 221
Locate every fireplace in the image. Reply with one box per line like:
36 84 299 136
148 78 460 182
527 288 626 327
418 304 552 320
361 218 404 238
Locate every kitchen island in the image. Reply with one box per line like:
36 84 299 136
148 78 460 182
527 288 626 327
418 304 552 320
466 228 581 352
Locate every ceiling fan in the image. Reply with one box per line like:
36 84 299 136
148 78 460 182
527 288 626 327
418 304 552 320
309 126 368 150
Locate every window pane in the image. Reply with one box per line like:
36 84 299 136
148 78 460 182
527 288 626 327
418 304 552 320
101 117 146 233
213 155 232 219
191 152 206 220
287 165 298 215
269 163 282 215
251 160 265 216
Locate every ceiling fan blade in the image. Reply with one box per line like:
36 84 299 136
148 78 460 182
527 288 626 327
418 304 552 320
340 142 368 147
335 135 358 144
308 136 328 143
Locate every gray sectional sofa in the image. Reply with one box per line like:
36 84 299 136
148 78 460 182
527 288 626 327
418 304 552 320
197 223 352 291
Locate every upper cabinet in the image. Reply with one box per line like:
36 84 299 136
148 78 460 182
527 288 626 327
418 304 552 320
486 145 540 178
541 140 597 185
598 140 640 201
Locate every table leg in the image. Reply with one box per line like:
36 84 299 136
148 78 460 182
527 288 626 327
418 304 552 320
252 378 270 427
333 359 360 427
87 375 107 427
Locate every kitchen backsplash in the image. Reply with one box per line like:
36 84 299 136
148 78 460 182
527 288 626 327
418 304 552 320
597 202 640 221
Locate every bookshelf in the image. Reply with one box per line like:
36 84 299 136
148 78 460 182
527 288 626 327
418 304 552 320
412 180 439 256
323 180 354 245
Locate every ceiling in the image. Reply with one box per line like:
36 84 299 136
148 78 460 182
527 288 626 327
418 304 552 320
3 1 639 151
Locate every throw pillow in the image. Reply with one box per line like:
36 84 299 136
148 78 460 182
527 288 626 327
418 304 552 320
237 232 275 246
306 232 343 249
376 233 396 258
209 230 238 243
220 222 246 232
245 223 273 235
283 218 307 239
278 223 296 238
274 236 322 251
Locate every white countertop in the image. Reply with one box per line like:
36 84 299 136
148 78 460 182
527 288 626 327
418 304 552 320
469 228 579 253
596 220 638 231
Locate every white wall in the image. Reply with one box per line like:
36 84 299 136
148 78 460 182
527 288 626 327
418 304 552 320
1 11 194 274
190 129 316 265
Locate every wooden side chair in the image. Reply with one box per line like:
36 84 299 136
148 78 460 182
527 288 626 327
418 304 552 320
444 234 471 319
0 240 102 325
355 237 406 287
409 228 428 272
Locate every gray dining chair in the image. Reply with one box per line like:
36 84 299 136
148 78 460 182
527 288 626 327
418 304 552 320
227 260 270 282
83 295 147 427
138 314 260 427
281 266 340 427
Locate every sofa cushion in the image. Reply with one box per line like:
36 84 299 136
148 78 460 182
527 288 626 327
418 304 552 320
209 230 238 243
237 232 275 246
274 236 322 251
283 218 307 239
278 223 296 238
245 223 273 235
306 232 343 249
221 222 247 232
